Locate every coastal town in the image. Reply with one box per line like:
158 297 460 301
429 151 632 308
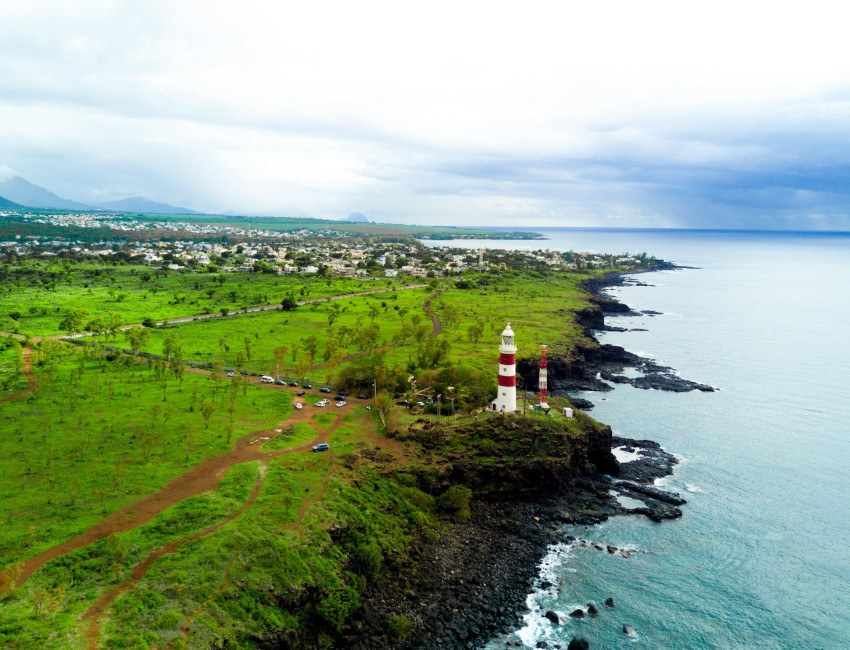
0 210 652 278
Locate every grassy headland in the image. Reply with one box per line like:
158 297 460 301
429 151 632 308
0 226 667 648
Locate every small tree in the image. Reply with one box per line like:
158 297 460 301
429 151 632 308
202 402 215 428
58 308 91 338
273 344 290 377
125 325 150 356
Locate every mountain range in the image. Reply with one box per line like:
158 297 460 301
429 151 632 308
0 167 347 221
97 196 200 215
0 171 91 210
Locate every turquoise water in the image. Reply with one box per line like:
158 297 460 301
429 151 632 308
426 230 850 649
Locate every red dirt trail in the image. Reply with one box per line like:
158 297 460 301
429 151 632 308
13 405 331 592
0 344 35 403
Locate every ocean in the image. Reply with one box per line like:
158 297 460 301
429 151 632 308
425 229 850 649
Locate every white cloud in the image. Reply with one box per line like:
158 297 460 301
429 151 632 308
2 0 850 228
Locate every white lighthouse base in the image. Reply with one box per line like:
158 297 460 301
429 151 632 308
492 386 517 414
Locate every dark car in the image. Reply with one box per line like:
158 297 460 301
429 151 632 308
396 399 410 406
334 395 345 401
288 381 298 387
337 391 349 397
319 387 331 393
312 443 329 452
296 390 306 396
275 379 286 385
302 383 312 389
356 394 368 400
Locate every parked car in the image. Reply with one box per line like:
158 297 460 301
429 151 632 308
288 381 298 387
312 443 329 452
315 400 327 407
261 375 274 383
337 391 350 397
295 403 303 410
356 394 368 400
275 379 286 385
396 399 410 406
319 387 331 393
297 390 305 396
416 401 425 407
302 383 312 389
227 371 235 377
334 395 345 401
335 401 346 408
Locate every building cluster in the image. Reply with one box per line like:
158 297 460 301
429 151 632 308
2 211 353 241
1 212 653 277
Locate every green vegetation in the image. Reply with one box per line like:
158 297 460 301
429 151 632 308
0 259 409 336
0 337 27 395
137 285 433 379
0 238 654 647
0 342 291 564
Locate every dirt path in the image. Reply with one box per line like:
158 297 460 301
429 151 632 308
422 289 444 337
179 551 238 650
81 469 267 649
14 403 331 591
0 344 35 404
180 419 344 648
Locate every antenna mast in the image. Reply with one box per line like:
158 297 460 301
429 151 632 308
539 345 548 405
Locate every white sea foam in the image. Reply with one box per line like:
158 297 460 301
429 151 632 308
684 483 705 493
515 541 576 647
613 446 642 464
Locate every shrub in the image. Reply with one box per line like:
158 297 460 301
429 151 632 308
352 541 383 579
388 615 413 641
400 486 435 511
436 485 472 520
317 585 360 632
422 527 440 544
477 438 499 456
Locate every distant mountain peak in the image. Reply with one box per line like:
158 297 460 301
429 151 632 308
0 165 21 182
0 170 91 210
97 196 201 215
344 211 370 223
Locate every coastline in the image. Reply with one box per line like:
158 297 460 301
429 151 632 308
346 267 696 649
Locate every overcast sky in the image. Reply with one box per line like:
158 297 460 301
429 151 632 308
2 0 850 230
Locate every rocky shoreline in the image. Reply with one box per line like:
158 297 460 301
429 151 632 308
517 268 715 405
347 437 684 650
347 267 695 650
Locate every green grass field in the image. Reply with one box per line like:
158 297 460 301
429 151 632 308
0 260 409 336
0 339 27 396
0 342 292 566
137 285 435 379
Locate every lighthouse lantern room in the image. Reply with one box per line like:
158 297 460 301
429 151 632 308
492 323 517 413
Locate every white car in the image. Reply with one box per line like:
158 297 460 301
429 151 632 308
315 400 327 407
335 400 347 408
261 375 274 383
295 403 303 410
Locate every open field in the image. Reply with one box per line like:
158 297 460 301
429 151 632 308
137 284 435 379
0 260 409 336
0 343 293 565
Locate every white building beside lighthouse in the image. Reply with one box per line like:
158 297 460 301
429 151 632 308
492 323 517 413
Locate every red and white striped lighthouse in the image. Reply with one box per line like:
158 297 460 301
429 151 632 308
493 323 517 413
